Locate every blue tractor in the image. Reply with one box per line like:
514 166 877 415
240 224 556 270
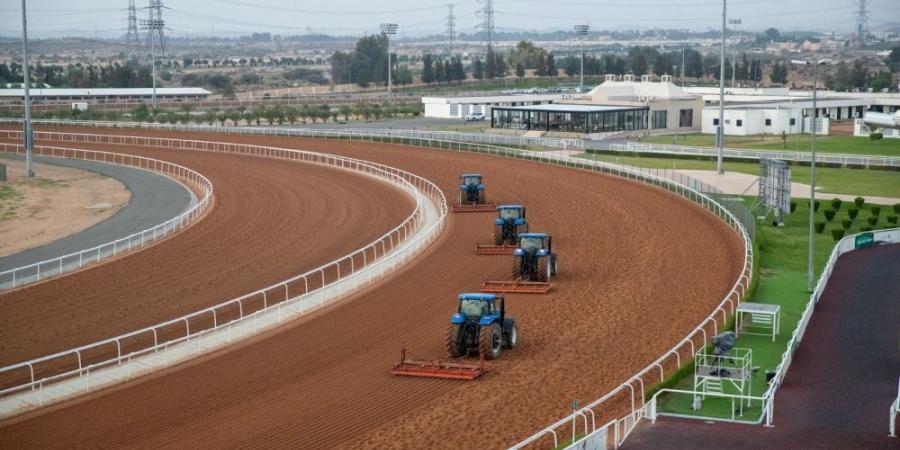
459 173 486 205
493 205 528 246
447 293 518 360
514 233 558 282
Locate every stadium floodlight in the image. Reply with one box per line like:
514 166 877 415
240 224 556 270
574 24 589 91
381 23 398 100
791 58 828 293
21 0 34 177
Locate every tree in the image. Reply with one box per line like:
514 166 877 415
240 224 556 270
544 53 557 77
507 40 546 69
849 60 868 89
515 63 525 80
421 54 435 84
736 53 750 81
394 65 413 86
765 27 780 42
435 59 445 84
450 57 466 82
630 53 648 76
769 60 788 84
472 57 485 80
684 49 704 78
339 105 352 121
485 49 507 79
868 71 892 92
888 46 900 73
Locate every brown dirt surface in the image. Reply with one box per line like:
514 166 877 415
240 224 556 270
0 158 130 257
0 136 414 365
0 128 746 450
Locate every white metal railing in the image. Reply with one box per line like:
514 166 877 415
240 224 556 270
0 118 582 150
0 142 213 290
0 132 448 401
608 142 900 169
2 122 756 444
890 377 898 438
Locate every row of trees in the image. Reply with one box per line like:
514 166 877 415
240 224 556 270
421 55 466 84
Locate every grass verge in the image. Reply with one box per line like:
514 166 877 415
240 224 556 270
643 133 900 157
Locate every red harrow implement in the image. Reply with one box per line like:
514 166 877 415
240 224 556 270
453 202 498 213
480 279 551 294
475 243 518 255
390 349 488 380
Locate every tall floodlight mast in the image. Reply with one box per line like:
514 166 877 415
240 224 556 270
381 23 398 101
574 24 589 91
716 0 727 174
21 0 34 177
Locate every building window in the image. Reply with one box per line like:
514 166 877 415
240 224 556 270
679 109 693 127
652 110 667 129
736 119 743 127
713 118 719 126
789 118 796 126
765 118 772 126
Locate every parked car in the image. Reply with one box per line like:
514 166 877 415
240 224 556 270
465 112 485 121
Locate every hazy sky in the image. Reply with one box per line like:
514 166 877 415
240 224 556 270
1 0 898 39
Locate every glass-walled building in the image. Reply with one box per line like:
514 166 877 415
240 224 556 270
491 104 649 134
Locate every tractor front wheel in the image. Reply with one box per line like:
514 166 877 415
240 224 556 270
446 324 465 358
537 258 549 282
478 323 503 360
494 225 504 245
550 254 559 277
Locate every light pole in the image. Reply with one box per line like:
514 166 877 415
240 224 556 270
791 58 827 292
21 0 34 177
574 24 589 91
381 23 398 101
729 18 741 89
681 45 685 85
716 0 727 174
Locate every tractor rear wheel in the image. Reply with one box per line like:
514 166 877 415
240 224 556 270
478 190 486 205
478 323 503 360
550 254 558 276
537 258 549 282
494 225 504 245
446 324 465 358
503 318 519 349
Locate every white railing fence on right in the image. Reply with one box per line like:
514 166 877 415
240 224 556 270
890 377 898 438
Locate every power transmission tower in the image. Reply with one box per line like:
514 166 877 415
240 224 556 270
143 0 167 59
446 4 456 55
855 0 869 42
476 0 495 51
125 0 141 58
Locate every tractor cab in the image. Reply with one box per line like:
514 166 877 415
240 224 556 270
514 233 552 257
452 293 504 326
459 173 484 189
495 204 526 226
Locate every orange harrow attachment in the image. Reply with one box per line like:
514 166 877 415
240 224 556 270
390 349 487 380
480 279 551 294
475 243 518 255
452 202 498 213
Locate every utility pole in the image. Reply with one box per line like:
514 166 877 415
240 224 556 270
381 23 398 101
21 0 33 177
729 18 741 88
716 0 727 175
446 4 455 56
574 24 589 92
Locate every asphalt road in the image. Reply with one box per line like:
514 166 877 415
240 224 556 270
0 155 193 272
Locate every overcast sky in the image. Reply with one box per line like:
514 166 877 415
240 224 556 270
1 0 898 39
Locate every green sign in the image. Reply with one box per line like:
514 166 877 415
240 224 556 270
854 232 875 249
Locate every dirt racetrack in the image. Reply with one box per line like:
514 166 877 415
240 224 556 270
0 128 745 449
0 135 414 364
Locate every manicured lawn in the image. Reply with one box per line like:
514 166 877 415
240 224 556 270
643 133 900 157
575 152 900 199
656 198 899 421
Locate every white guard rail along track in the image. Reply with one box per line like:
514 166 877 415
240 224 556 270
2 122 754 449
0 138 213 290
0 131 448 405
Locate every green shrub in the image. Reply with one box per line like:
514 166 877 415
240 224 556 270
860 226 873 232
848 207 859 220
854 197 865 208
831 228 845 241
867 216 878 227
894 203 900 215
831 198 842 210
823 209 836 221
814 200 821 212
815 221 826 233
870 206 881 216
887 215 898 226
869 132 883 141
790 202 797 213
841 219 852 230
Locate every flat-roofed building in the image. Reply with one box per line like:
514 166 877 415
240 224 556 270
0 87 211 103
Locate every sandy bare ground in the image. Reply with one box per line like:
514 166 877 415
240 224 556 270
0 158 130 258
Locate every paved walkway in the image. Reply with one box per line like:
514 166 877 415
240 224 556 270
674 169 900 205
0 155 193 272
625 243 900 450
